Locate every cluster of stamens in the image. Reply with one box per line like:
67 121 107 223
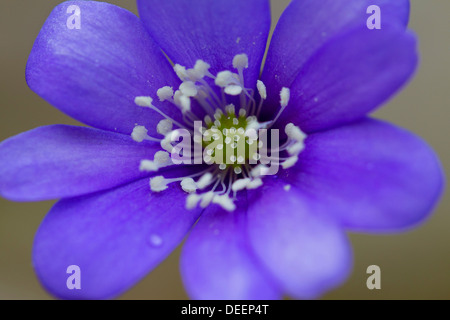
131 54 307 211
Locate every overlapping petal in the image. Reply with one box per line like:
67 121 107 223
33 179 202 299
262 0 410 105
0 125 164 201
180 196 281 300
247 178 352 299
137 0 271 88
279 119 444 232
274 27 418 132
26 1 182 136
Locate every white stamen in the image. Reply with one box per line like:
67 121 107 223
150 176 169 192
247 178 263 189
157 119 173 136
132 125 149 143
256 80 267 100
232 54 249 69
157 86 174 102
192 60 211 79
174 64 189 81
197 173 213 189
225 85 243 96
140 160 159 172
225 104 236 114
232 178 251 192
186 194 201 209
134 96 153 107
137 55 307 213
287 142 305 155
282 156 299 169
280 87 290 108
285 123 307 141
284 184 291 191
179 81 198 97
212 195 236 212
200 191 215 208
181 178 198 193
215 71 239 87
161 135 173 153
154 151 171 165
174 91 191 113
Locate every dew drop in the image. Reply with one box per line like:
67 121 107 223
149 234 163 247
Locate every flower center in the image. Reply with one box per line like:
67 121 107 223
131 54 307 211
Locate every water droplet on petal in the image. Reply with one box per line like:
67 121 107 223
149 234 163 247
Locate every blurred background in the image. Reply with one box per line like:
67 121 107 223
0 0 449 299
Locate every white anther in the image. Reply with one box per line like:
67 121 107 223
161 135 173 153
150 176 169 192
251 165 269 178
284 185 291 191
246 120 261 132
282 156 299 169
192 60 211 79
186 194 201 209
179 81 198 97
174 91 191 113
212 195 236 212
239 108 246 117
132 125 149 143
285 123 307 141
280 87 290 108
287 141 305 155
157 86 174 102
245 128 258 141
234 167 242 174
174 64 189 81
233 54 249 69
225 85 243 96
225 104 236 114
232 178 251 192
154 151 171 165
140 160 159 172
156 119 173 136
181 178 198 193
215 71 239 87
256 80 267 100
135 96 153 108
204 115 212 125
200 191 215 208
247 178 263 189
197 173 213 189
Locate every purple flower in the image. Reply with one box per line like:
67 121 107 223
0 0 444 300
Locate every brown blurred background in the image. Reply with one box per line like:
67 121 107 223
0 0 448 300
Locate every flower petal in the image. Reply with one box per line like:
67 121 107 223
0 125 162 201
33 179 201 299
247 178 352 299
281 118 444 232
262 0 410 105
26 1 182 135
274 27 418 133
137 0 270 88
180 196 281 300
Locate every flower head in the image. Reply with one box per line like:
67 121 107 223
0 0 444 300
